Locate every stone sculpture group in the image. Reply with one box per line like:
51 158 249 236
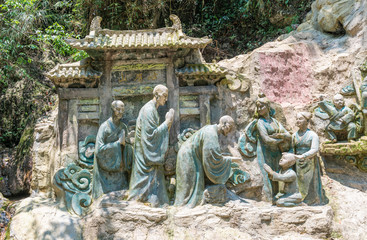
90 84 249 208
54 85 334 215
89 85 330 209
239 94 327 206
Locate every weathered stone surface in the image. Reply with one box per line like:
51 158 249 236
313 0 364 36
322 160 367 240
219 10 366 136
31 108 59 195
215 2 367 239
11 1 367 239
0 145 32 197
9 196 82 240
9 189 333 240
83 193 332 240
0 149 26 196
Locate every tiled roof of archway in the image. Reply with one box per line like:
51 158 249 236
46 58 101 87
66 15 212 50
47 61 101 80
175 63 227 76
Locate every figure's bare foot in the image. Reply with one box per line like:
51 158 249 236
332 139 337 143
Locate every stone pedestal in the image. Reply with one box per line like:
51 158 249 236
9 191 333 240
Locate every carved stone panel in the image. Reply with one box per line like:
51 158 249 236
111 64 166 86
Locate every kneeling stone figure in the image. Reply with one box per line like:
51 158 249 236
264 153 302 207
174 115 246 208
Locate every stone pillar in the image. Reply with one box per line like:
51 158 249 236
199 94 211 127
58 98 68 153
166 53 180 143
60 99 78 165
99 53 113 124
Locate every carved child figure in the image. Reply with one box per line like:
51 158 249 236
264 153 302 207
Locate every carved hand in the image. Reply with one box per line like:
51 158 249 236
165 108 175 129
263 163 273 175
271 133 288 139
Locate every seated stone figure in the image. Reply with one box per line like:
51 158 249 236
318 94 356 142
264 153 302 207
174 115 246 208
92 100 134 199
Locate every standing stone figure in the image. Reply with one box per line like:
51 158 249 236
174 116 242 208
238 94 291 201
291 112 327 205
318 94 356 142
264 153 302 207
92 100 134 199
128 85 174 207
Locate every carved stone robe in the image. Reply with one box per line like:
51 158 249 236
238 117 291 202
174 125 232 208
92 118 133 199
256 117 290 201
292 129 327 205
128 100 169 207
318 100 356 140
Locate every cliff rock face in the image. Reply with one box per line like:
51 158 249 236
218 0 367 238
30 108 59 195
0 147 32 197
219 0 366 133
8 1 367 239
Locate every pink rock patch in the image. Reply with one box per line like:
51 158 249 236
258 44 314 105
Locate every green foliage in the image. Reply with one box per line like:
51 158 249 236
34 23 88 60
63 0 311 59
175 0 312 59
0 0 86 148
0 0 312 149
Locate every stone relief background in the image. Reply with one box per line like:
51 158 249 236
6 0 367 239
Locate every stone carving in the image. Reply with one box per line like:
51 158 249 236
318 63 367 172
176 63 249 92
52 135 96 216
321 136 367 172
229 162 250 185
238 94 291 201
92 100 134 199
53 163 92 215
264 153 302 207
128 85 174 207
89 16 102 37
112 84 163 97
66 15 212 51
46 58 102 88
291 112 328 205
78 135 96 169
318 94 357 143
175 115 249 208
